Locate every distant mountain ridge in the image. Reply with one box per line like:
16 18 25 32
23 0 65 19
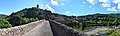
0 14 7 18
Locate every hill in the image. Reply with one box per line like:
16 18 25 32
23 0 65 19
1 5 119 29
5 6 120 29
0 14 7 18
1 5 120 35
75 13 120 30
78 13 120 26
6 6 70 26
0 5 120 36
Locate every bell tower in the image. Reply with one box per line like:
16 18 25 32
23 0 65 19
37 4 39 8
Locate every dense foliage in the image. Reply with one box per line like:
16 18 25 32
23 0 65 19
5 7 51 27
0 7 47 28
78 13 120 27
0 19 12 28
65 13 120 32
65 20 75 27
8 16 39 26
65 20 83 31
106 28 120 36
7 7 52 19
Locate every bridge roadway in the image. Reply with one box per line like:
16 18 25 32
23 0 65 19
22 20 53 36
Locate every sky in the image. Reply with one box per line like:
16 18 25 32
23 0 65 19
0 0 120 16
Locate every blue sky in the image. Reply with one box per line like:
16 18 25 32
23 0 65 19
0 0 120 16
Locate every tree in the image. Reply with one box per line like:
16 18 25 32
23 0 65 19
18 18 38 25
0 19 12 28
65 20 75 27
8 16 22 26
18 17 29 24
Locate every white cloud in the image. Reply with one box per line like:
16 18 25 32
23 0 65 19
99 0 110 7
87 0 120 12
89 6 96 10
58 0 71 2
92 2 97 5
87 0 95 3
99 0 108 3
89 6 92 8
87 0 97 6
107 7 117 12
117 4 120 9
61 3 64 5
80 5 83 6
0 12 9 15
40 4 44 6
46 4 54 13
82 2 86 4
113 0 120 4
65 11 70 14
51 0 58 6
101 3 111 7
39 4 45 9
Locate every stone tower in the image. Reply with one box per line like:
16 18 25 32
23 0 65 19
37 4 39 8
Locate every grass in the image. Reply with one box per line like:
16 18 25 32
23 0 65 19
73 26 83 32
106 28 120 36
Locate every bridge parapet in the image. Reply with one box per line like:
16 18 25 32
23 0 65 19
0 20 44 36
49 19 87 36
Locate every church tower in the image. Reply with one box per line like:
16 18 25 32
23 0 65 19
37 4 39 8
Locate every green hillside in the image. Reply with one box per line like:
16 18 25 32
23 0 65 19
6 7 52 26
78 13 120 26
0 6 120 36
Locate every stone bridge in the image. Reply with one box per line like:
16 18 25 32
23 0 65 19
0 19 85 36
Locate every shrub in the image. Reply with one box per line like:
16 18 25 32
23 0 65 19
19 18 39 25
65 20 75 27
8 17 39 26
106 29 115 36
0 19 12 28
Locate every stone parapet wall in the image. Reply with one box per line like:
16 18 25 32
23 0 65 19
0 20 44 36
49 19 87 36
